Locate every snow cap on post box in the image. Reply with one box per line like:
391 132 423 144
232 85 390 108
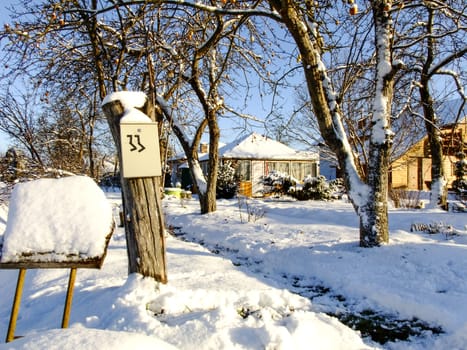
102 91 152 123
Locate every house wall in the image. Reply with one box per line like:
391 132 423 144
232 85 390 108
391 138 425 189
390 120 466 190
320 160 337 180
392 155 459 190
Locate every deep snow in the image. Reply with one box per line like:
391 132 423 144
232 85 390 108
0 179 466 349
1 176 113 263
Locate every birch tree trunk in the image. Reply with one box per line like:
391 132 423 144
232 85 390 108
102 99 167 283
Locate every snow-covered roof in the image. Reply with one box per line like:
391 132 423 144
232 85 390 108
200 133 318 161
0 176 114 267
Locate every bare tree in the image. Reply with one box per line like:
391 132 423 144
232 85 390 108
142 3 279 214
393 0 467 208
7 0 458 249
0 87 113 182
0 0 169 280
0 85 46 168
255 0 398 246
160 0 406 245
42 90 108 176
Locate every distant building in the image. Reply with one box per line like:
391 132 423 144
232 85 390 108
317 143 341 181
168 133 319 197
390 116 467 190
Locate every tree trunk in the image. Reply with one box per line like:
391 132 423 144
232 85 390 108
102 99 167 283
355 0 395 246
198 187 216 214
420 83 447 209
360 141 390 246
269 0 392 246
420 7 447 209
124 177 167 280
199 109 220 214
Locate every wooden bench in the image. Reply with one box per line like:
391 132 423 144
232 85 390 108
0 256 112 342
0 176 114 342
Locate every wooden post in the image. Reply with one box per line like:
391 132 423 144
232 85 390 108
61 268 77 328
6 268 26 342
102 97 167 283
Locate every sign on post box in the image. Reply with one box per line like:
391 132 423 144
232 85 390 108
120 123 162 178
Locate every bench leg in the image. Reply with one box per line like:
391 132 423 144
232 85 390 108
61 268 77 328
6 268 27 342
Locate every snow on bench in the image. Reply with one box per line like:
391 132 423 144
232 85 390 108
0 175 114 268
0 176 115 341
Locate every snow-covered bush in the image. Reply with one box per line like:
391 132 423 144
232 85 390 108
262 171 340 201
216 161 238 199
261 170 298 197
329 178 346 199
0 148 29 183
291 175 333 201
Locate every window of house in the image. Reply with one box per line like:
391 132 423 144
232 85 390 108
236 160 251 181
265 162 290 177
290 162 315 181
442 131 463 156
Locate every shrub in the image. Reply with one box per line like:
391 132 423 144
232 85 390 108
261 170 298 197
453 152 467 193
389 189 422 208
291 175 333 200
216 161 238 199
237 195 266 223
328 178 346 199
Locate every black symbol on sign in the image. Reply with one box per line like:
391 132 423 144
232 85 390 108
126 134 146 152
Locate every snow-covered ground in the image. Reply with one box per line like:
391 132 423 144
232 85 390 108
0 184 466 349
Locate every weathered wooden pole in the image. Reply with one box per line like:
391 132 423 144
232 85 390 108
102 94 167 283
6 268 26 342
61 267 77 328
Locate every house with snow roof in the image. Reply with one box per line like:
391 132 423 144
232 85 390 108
169 132 319 197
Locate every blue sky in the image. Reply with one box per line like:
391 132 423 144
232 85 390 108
0 0 284 154
0 1 465 155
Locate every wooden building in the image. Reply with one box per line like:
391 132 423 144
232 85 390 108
390 117 467 190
